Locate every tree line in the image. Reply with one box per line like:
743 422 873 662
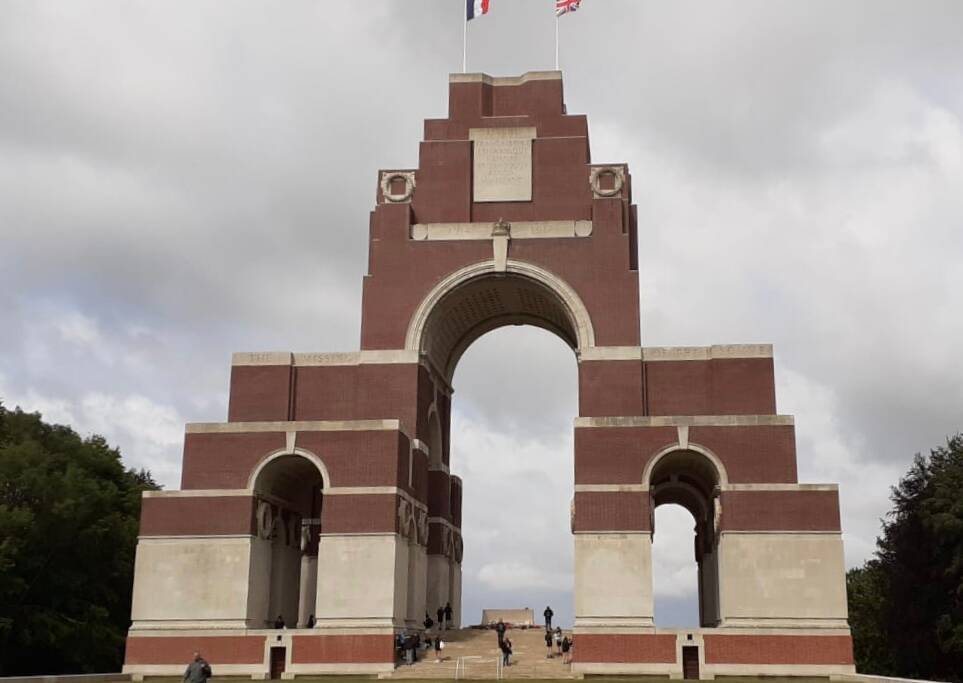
847 434 963 681
0 404 158 675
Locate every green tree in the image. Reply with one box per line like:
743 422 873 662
0 403 159 675
848 434 963 681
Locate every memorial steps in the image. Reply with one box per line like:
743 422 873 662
385 627 577 679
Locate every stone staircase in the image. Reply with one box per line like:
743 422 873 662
386 627 578 679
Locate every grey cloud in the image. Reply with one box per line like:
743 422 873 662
2 0 962 627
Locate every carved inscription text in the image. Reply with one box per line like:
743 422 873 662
469 127 536 202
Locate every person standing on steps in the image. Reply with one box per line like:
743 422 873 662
561 636 572 663
433 635 443 663
555 626 563 655
436 606 445 630
501 636 513 667
495 618 507 647
424 612 434 633
543 605 554 631
444 601 453 629
545 629 554 658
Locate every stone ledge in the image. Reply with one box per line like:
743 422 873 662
574 415 794 428
186 419 403 434
449 71 561 86
232 350 420 367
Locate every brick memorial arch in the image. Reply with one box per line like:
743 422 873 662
125 72 854 679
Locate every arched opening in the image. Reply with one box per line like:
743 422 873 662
648 449 722 628
251 453 324 629
407 262 594 383
413 266 585 630
451 325 577 628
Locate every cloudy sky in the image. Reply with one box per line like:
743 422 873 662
2 1 962 629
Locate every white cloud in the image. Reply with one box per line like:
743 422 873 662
652 505 700 600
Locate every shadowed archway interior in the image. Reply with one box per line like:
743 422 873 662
252 454 324 629
418 272 582 382
649 450 722 628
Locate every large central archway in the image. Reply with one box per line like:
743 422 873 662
410 263 590 630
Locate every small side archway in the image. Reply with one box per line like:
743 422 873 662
249 448 327 629
644 444 725 627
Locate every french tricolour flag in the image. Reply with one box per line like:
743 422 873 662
467 0 491 20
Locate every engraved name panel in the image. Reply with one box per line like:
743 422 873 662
469 127 536 203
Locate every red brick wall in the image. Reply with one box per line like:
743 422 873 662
228 365 292 422
721 489 841 531
573 633 676 663
644 358 776 416
181 430 411 492
575 427 676 485
359 76 642 356
450 478 463 528
139 496 255 536
291 634 395 664
573 491 649 532
428 470 451 519
579 360 644 417
322 494 399 535
125 635 266 665
703 634 853 665
688 425 797 483
181 432 286 489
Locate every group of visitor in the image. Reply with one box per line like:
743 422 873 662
396 630 447 665
492 605 572 667
541 606 572 661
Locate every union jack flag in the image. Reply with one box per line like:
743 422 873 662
556 0 581 17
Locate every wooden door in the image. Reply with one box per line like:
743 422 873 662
269 647 286 680
682 645 700 680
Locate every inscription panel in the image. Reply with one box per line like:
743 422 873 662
469 127 536 202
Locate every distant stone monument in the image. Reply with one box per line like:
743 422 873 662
481 609 535 628
124 72 854 680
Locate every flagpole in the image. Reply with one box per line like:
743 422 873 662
463 9 468 73
554 13 559 71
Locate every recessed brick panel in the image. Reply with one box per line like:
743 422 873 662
125 635 266 665
140 496 255 536
703 634 853 665
292 634 396 664
721 489 841 531
573 633 676 663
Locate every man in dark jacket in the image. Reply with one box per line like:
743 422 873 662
543 606 554 631
183 652 211 683
495 619 507 646
444 602 453 629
